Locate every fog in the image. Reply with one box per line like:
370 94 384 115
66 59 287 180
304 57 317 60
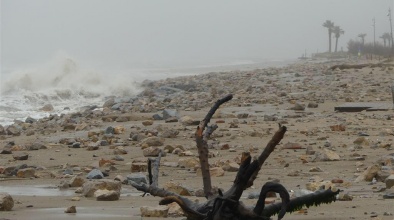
1 0 394 72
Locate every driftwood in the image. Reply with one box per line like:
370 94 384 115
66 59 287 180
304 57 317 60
131 94 339 220
329 62 394 70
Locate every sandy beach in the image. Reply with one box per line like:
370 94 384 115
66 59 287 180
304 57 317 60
1 58 393 220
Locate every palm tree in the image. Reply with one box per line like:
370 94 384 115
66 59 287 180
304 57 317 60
332 26 344 52
358 33 367 46
380 32 391 47
323 20 335 52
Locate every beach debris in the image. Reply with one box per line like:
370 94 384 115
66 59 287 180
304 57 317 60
0 193 14 211
140 205 169 217
64 205 76 213
130 94 339 220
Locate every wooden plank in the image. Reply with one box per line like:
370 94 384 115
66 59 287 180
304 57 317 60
335 102 393 112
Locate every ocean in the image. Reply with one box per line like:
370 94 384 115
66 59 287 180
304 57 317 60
0 57 295 126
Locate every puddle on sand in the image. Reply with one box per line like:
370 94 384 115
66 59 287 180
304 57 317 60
0 185 143 197
0 185 75 197
6 207 143 220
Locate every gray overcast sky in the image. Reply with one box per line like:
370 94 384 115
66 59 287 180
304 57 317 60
1 0 394 71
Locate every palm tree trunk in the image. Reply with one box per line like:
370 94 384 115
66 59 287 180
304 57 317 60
328 30 332 53
335 37 339 52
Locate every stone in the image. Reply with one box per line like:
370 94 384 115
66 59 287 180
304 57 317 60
131 163 148 172
309 167 323 172
12 152 29 160
306 146 315 155
141 137 164 146
82 180 122 197
69 176 85 187
16 168 35 178
142 120 154 126
6 125 21 136
162 109 179 120
165 117 178 123
140 205 169 217
222 161 240 172
65 206 76 213
127 173 147 185
94 189 120 201
40 104 54 111
306 181 333 191
114 126 125 134
330 124 346 131
313 149 340 161
86 169 104 179
0 193 14 211
178 158 199 168
164 181 192 196
197 167 225 177
385 174 394 189
143 147 162 157
167 202 184 217
152 114 163 120
307 102 318 108
180 116 199 126
353 137 369 146
160 130 179 138
25 116 37 124
291 102 305 111
355 164 380 182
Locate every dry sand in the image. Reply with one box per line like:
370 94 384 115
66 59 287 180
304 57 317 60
0 58 393 220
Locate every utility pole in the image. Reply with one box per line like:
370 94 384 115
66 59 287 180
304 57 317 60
388 8 394 56
372 17 376 53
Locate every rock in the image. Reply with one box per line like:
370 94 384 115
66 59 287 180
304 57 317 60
179 150 194 156
167 202 184 217
65 205 76 213
385 174 394 189
82 180 122 197
127 173 147 185
131 163 148 172
178 158 199 168
355 164 380 182
222 161 240 172
264 114 277 121
25 116 37 124
143 147 162 157
0 193 14 211
338 193 353 201
162 109 179 120
86 169 104 179
306 181 333 191
353 137 369 146
6 125 21 136
282 142 303 149
330 124 346 131
237 113 249 119
164 181 192 196
113 126 125 134
197 167 225 177
141 137 164 146
306 146 315 155
40 104 54 111
383 191 394 199
307 102 318 108
152 114 163 120
27 142 47 150
291 102 305 111
94 189 120 201
309 167 323 172
142 120 154 126
17 168 36 178
313 149 340 161
180 116 199 126
140 205 169 217
160 130 179 138
12 152 29 160
103 98 115 108
69 176 85 187
165 117 178 123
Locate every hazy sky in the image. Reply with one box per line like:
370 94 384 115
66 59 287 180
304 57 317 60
1 0 394 71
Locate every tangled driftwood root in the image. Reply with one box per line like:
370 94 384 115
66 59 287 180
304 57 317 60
131 94 339 220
